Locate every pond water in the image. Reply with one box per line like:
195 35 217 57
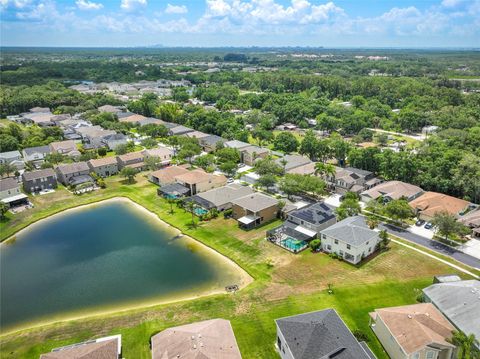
0 199 246 331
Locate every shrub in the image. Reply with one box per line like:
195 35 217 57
309 239 321 252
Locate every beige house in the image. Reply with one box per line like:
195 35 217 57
369 303 456 359
117 151 145 171
409 192 470 221
174 170 227 195
88 157 119 177
240 145 269 166
361 180 424 203
231 192 279 229
49 140 81 158
142 146 174 167
151 319 242 359
149 165 190 185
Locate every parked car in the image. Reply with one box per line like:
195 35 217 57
415 219 425 226
424 222 433 229
227 177 234 183
237 163 245 168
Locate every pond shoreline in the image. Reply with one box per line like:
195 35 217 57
0 197 253 336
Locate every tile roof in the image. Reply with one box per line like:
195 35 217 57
458 208 480 228
370 303 455 355
22 168 56 181
232 192 278 212
423 280 480 340
409 191 470 218
320 216 379 246
361 180 423 201
151 318 242 359
276 309 372 359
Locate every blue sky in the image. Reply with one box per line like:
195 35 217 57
1 0 479 47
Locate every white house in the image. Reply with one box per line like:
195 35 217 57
320 216 380 264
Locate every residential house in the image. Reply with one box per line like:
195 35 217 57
101 133 128 151
276 154 312 173
76 126 116 149
168 125 194 136
118 113 147 124
137 117 165 127
40 334 122 359
117 151 145 171
423 280 480 343
49 140 81 159
157 182 191 199
458 208 480 238
327 166 381 195
98 105 123 114
361 181 424 203
267 202 337 252
409 192 470 221
0 150 24 170
231 192 279 229
188 183 255 211
286 161 316 175
151 319 242 359
369 303 456 359
276 309 375 359
174 170 227 195
88 157 119 177
21 111 55 127
55 162 91 186
199 134 226 152
22 168 57 193
22 145 50 165
320 216 380 265
149 165 189 186
184 130 210 140
0 177 28 207
240 145 269 166
224 140 251 150
142 146 174 167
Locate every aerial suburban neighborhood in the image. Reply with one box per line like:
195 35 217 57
1 1 480 358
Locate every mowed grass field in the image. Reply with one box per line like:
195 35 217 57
0 173 475 358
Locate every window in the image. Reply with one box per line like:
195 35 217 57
277 337 282 351
322 234 326 239
346 244 351 250
426 351 436 359
412 352 420 359
334 239 339 245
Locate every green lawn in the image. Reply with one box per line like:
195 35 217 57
0 174 475 358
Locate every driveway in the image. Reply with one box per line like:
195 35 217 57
378 223 480 269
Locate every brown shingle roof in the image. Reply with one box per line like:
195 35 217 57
409 191 470 218
370 303 455 355
118 114 146 123
117 151 144 162
151 319 242 359
150 166 190 184
0 178 19 191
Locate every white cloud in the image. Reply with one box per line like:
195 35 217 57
0 0 30 8
76 0 103 10
120 0 147 11
165 3 187 14
441 0 464 8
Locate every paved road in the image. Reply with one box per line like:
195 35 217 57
378 223 480 269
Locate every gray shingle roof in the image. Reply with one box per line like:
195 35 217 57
423 280 480 340
22 145 50 157
192 184 254 209
290 202 336 225
320 216 379 246
276 309 372 359
200 134 225 146
232 192 278 212
56 162 90 175
276 154 312 171
22 168 56 182
0 178 19 191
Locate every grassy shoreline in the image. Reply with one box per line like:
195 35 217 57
1 174 477 358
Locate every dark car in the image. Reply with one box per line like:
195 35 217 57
424 222 433 229
415 219 425 226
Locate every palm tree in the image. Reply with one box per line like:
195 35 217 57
166 197 176 214
185 201 196 228
448 331 479 359
314 162 336 180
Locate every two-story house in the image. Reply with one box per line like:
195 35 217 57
320 216 380 264
22 168 57 193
